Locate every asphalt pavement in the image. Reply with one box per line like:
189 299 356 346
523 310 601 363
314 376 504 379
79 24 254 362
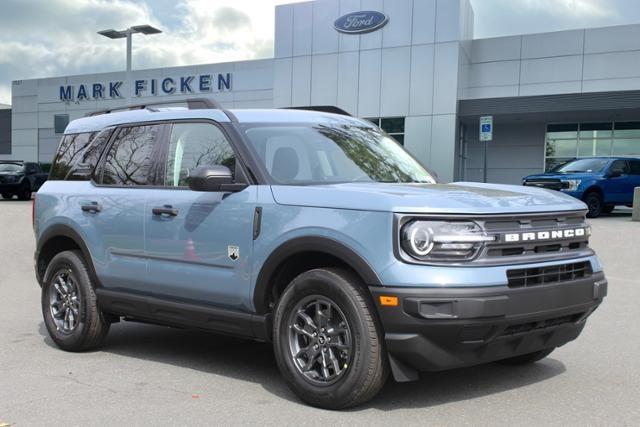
1 199 639 426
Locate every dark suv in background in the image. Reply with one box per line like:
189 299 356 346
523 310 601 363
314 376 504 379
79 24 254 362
0 161 48 200
523 157 640 217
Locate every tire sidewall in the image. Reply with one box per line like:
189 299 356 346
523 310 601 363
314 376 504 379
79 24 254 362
273 269 382 407
41 252 92 349
585 192 602 218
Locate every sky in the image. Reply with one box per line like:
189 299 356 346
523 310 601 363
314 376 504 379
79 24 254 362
1 0 640 104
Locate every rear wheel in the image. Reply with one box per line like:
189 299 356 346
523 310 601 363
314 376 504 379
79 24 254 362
1 193 12 199
497 348 555 365
273 268 388 409
584 192 603 218
41 250 110 351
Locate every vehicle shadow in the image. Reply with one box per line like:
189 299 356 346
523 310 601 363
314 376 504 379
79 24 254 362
39 321 567 410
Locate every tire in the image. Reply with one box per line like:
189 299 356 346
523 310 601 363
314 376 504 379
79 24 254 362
584 192 603 218
273 268 388 409
41 250 110 352
1 193 12 199
497 348 555 366
602 205 615 214
17 184 31 201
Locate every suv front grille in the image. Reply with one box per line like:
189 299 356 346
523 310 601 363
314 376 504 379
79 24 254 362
473 211 592 264
507 261 592 288
523 179 565 190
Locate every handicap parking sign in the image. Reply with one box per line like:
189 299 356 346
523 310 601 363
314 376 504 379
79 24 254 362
479 116 493 141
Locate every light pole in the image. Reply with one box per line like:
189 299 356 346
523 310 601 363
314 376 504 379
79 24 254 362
98 25 162 102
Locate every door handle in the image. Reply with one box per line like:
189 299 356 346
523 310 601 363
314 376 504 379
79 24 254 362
152 205 179 217
80 202 101 213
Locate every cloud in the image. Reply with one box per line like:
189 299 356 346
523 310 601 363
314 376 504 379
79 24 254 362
470 0 632 39
0 0 304 104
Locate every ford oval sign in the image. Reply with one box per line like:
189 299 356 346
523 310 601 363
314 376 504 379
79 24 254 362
334 11 389 34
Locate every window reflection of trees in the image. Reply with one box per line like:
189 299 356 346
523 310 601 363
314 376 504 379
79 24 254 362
102 125 158 186
315 125 431 183
49 132 96 180
166 124 236 187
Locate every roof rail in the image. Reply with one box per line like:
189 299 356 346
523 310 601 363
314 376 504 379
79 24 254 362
85 97 237 122
284 106 353 117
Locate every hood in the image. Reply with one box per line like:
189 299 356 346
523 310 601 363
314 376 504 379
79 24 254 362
270 182 586 214
524 172 601 180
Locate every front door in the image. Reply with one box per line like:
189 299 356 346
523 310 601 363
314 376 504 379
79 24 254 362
144 122 256 311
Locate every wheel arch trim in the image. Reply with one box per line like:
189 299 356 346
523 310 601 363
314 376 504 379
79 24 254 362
36 224 100 288
253 236 383 314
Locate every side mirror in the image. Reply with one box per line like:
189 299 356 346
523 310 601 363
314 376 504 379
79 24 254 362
188 165 247 192
607 170 623 178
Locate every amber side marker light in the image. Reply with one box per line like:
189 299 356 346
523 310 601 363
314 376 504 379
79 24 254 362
379 295 399 307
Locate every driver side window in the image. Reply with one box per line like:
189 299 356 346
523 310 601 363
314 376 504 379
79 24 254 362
165 123 236 187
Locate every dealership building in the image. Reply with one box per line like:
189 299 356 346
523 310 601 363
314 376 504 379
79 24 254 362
6 0 640 183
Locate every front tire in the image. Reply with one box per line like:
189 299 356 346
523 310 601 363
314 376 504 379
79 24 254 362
1 193 12 199
41 250 110 352
497 348 555 365
17 184 31 201
273 268 388 409
584 192 603 218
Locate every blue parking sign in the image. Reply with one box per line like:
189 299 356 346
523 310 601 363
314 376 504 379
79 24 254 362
479 116 493 141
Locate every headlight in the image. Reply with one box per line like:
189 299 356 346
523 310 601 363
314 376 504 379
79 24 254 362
563 179 581 191
401 220 495 262
4 175 16 183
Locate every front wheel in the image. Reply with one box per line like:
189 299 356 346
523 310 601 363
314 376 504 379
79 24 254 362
17 184 31 201
1 193 12 199
42 250 110 351
584 192 603 218
273 268 388 409
497 348 555 365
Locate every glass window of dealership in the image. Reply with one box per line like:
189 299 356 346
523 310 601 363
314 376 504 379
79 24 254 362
546 122 640 170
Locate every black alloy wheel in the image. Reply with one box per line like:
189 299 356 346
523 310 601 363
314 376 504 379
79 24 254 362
584 192 603 218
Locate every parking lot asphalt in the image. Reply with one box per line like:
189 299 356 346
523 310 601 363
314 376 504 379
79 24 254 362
0 199 639 426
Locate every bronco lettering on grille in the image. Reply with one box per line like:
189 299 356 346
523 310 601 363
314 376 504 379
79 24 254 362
504 228 586 242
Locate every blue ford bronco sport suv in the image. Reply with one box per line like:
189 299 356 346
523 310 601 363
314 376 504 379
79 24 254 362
35 99 607 409
523 157 640 218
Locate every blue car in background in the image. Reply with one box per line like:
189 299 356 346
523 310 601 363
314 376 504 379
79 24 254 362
523 157 640 217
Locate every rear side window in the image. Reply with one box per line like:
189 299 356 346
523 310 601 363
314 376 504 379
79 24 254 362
609 159 630 175
629 160 640 175
49 132 96 180
100 125 161 186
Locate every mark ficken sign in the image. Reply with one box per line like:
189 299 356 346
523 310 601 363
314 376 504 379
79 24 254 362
59 73 232 102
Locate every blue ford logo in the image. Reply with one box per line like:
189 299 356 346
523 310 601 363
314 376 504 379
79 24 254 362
334 11 389 34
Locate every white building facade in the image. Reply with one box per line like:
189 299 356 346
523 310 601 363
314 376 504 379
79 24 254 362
8 0 640 183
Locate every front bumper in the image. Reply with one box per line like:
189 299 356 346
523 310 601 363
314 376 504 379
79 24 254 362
0 182 21 193
370 271 606 373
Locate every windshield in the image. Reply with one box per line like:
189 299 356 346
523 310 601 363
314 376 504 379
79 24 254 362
0 163 23 173
242 122 436 185
553 158 609 173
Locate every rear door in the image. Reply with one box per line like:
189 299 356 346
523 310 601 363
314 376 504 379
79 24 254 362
144 121 257 311
602 159 632 203
87 123 166 292
628 160 640 203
